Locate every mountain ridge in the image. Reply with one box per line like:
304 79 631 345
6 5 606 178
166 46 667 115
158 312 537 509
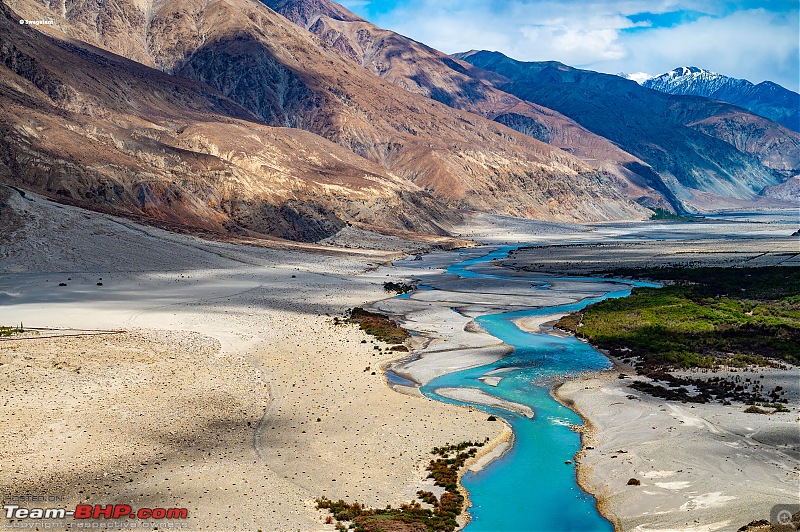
456 50 799 212
644 67 800 132
259 0 676 211
1 0 653 245
0 1 461 241
3 0 795 242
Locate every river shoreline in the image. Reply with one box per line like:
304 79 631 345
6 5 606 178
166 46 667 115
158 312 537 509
555 364 799 531
377 246 627 530
457 422 515 529
377 219 799 530
552 368 627 532
5 192 797 531
374 341 515 530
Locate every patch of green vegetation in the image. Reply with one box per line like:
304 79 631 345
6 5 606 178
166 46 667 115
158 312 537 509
556 267 800 368
609 266 800 300
384 281 413 295
744 401 789 413
317 440 488 532
348 307 410 344
0 322 24 337
649 208 699 222
743 405 771 414
770 402 789 412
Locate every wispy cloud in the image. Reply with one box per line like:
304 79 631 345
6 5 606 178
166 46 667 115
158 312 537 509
348 0 799 91
610 9 800 89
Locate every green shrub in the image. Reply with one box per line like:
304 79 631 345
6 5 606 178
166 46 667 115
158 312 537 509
0 322 24 337
348 308 410 344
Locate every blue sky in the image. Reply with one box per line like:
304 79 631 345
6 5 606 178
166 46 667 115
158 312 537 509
338 0 800 91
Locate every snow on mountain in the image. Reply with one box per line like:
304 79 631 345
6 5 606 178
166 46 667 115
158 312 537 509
644 67 799 131
644 67 745 97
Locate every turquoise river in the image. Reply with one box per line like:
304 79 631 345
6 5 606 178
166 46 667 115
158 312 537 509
396 246 657 531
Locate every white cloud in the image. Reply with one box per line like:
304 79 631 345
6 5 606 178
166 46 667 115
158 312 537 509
626 72 654 84
375 1 640 66
367 1 799 92
518 18 629 62
605 9 800 89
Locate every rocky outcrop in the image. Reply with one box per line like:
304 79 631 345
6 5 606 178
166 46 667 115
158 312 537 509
687 114 800 174
760 176 800 202
176 34 322 129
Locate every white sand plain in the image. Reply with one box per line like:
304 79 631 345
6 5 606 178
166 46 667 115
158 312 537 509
2 187 798 531
556 369 799 531
0 188 502 530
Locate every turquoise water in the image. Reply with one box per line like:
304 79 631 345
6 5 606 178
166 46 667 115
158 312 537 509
446 246 517 279
407 247 657 531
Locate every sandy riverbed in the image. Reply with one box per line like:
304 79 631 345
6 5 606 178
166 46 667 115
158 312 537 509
3 187 798 531
374 213 799 531
555 369 799 531
0 188 502 530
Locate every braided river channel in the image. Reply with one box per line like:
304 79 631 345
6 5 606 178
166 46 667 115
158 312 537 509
385 246 658 531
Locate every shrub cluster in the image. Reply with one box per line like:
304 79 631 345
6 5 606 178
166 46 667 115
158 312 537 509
0 322 24 337
316 439 488 532
384 282 413 294
348 308 410 344
649 208 698 222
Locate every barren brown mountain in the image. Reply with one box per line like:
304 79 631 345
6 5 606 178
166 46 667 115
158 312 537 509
264 0 797 212
263 0 676 209
2 0 653 240
0 2 464 241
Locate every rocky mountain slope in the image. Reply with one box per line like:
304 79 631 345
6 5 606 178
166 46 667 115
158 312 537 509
0 2 460 241
457 51 800 212
261 0 675 211
3 0 651 229
761 176 800 202
644 67 800 132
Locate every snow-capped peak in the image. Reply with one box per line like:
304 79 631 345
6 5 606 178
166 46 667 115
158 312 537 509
669 66 714 78
643 66 799 131
643 66 753 99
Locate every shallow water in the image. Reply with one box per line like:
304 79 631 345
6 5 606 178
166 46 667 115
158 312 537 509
409 247 657 531
445 246 516 279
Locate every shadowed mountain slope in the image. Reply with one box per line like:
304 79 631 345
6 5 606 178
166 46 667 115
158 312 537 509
456 51 800 212
4 0 652 224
